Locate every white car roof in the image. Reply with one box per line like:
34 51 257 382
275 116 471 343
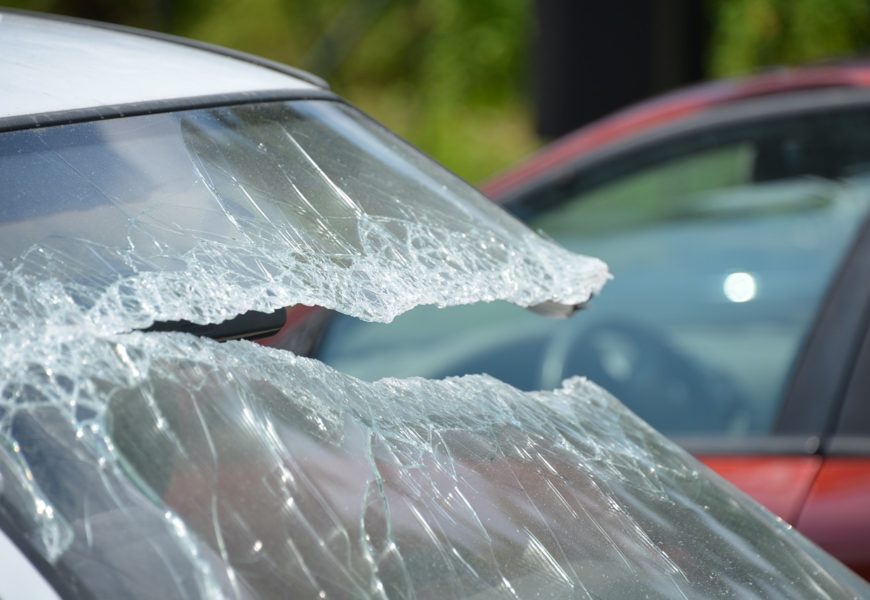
0 11 321 122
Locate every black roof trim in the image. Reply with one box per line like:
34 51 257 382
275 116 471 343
0 7 329 89
0 89 341 134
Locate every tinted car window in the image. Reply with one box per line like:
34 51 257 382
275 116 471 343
319 107 870 437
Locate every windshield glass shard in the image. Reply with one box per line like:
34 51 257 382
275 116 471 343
3 330 867 599
0 100 607 337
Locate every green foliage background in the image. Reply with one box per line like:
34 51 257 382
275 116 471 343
7 0 870 182
710 0 870 76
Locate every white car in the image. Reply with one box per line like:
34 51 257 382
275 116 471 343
0 9 867 600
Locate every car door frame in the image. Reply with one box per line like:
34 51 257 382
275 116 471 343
498 86 870 458
826 271 870 455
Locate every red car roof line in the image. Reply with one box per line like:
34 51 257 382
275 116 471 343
482 66 870 199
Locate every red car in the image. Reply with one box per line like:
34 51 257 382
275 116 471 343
317 65 870 578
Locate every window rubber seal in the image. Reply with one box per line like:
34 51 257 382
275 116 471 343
0 89 343 134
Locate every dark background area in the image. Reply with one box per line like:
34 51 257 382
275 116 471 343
534 0 709 137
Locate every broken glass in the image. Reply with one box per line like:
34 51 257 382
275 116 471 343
0 101 606 333
0 100 866 599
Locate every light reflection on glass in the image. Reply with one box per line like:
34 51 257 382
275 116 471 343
723 271 757 303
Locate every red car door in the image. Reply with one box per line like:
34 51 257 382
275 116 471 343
798 458 870 580
796 327 870 579
701 455 823 523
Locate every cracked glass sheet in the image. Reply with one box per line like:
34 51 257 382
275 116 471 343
3 331 868 599
0 98 867 599
0 101 606 335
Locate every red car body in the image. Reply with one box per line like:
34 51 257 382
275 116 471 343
481 66 870 579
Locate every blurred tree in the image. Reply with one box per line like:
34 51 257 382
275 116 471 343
6 0 186 27
710 0 870 76
180 0 537 182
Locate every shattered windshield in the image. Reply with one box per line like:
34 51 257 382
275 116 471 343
0 101 606 330
0 100 866 599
